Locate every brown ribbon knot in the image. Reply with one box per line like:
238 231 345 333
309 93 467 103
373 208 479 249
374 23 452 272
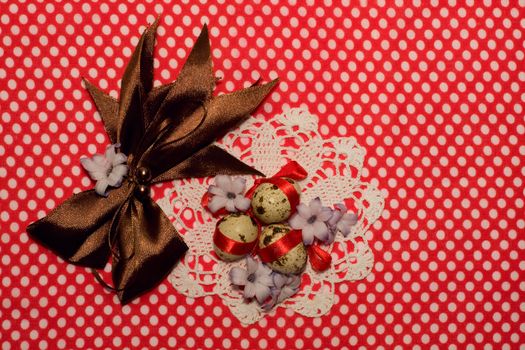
26 19 277 304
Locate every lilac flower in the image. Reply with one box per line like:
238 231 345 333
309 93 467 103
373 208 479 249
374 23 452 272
80 143 128 197
208 175 250 213
325 207 343 244
262 272 301 310
229 257 274 304
289 197 333 245
327 203 358 240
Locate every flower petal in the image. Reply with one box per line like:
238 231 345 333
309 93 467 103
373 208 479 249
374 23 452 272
234 196 251 212
92 154 109 169
309 197 322 215
208 195 228 213
224 199 237 212
256 272 273 287
325 230 336 244
107 165 127 187
112 164 129 179
345 212 358 226
287 275 301 290
215 175 233 193
339 226 351 237
261 290 279 311
112 152 128 166
339 213 358 236
243 282 256 299
318 207 334 222
231 177 247 195
80 157 100 173
289 213 307 230
254 285 271 304
246 257 258 274
296 203 311 219
327 209 343 226
81 158 107 181
302 225 315 245
104 144 117 162
94 179 109 197
272 272 288 289
334 203 347 212
208 185 226 197
313 221 329 242
229 267 248 286
278 285 300 303
89 171 108 181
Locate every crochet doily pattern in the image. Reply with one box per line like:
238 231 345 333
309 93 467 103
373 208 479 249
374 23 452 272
158 107 384 324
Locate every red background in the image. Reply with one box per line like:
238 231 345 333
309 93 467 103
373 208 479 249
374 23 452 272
1 1 524 348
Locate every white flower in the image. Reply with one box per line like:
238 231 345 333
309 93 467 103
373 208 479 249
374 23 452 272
262 273 301 310
327 203 358 239
207 175 250 213
289 197 333 245
229 257 274 304
80 143 128 197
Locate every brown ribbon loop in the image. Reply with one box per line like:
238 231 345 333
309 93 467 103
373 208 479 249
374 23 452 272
27 19 277 304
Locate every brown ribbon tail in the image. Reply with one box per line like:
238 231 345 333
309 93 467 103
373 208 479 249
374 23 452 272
111 197 188 305
117 18 159 155
153 144 264 183
160 23 215 108
143 79 279 178
136 24 216 157
83 79 119 144
26 185 130 268
143 82 175 125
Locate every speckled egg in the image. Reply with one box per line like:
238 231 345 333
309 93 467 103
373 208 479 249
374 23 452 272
213 213 259 262
258 224 307 274
251 178 301 224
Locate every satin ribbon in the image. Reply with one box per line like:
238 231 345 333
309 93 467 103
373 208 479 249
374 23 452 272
258 229 303 263
308 243 332 272
257 229 332 272
26 19 277 304
213 223 258 256
246 161 307 212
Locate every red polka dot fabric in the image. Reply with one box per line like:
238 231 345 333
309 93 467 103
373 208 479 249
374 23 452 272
1 1 524 348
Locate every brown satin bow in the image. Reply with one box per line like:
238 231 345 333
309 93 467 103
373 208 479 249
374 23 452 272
27 19 277 304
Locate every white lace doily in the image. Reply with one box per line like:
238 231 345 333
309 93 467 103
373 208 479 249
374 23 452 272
158 107 384 325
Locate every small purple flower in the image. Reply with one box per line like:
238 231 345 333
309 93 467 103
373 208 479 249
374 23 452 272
289 197 333 245
208 175 250 213
80 143 128 197
262 272 301 310
229 257 274 304
327 203 358 239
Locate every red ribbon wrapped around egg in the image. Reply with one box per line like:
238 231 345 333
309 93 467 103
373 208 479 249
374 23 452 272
247 161 307 224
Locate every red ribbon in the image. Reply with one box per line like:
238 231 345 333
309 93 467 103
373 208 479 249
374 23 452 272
258 229 303 263
272 161 308 179
246 161 307 213
260 177 301 214
307 243 332 272
213 222 258 256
